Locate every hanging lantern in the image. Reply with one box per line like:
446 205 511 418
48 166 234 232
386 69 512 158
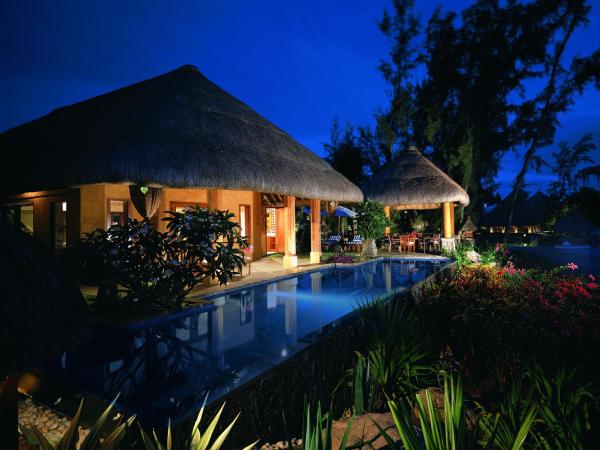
128 185 164 220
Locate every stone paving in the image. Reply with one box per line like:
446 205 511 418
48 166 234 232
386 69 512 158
18 397 89 446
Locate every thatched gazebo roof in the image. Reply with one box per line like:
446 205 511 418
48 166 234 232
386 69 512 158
554 210 599 234
0 65 362 202
0 222 89 374
362 146 469 207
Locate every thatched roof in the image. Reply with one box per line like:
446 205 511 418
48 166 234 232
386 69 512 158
362 146 469 207
482 190 549 227
554 210 600 234
0 65 362 202
0 221 89 374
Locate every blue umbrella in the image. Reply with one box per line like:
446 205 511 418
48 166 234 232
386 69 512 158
334 206 357 218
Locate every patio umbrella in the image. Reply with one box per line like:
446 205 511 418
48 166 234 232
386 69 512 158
0 221 90 375
334 206 357 239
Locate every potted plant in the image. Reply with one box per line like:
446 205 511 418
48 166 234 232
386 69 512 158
355 200 391 257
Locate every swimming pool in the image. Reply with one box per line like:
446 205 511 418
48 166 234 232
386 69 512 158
49 258 448 426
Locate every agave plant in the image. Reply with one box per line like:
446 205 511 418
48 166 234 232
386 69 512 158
302 402 354 450
21 396 135 450
139 402 256 450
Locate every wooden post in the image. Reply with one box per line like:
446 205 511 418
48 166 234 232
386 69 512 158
450 203 455 236
442 202 453 238
207 189 221 210
282 195 298 268
384 206 391 235
310 198 321 264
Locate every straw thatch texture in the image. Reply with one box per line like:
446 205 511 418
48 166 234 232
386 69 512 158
0 222 89 374
362 146 469 207
0 65 362 202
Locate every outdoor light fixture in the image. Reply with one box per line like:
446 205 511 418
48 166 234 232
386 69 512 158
140 186 149 194
62 201 67 212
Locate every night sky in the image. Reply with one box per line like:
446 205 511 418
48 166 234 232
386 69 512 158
1 0 599 197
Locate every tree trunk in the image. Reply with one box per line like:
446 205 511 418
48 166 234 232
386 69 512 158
503 17 576 244
362 239 378 258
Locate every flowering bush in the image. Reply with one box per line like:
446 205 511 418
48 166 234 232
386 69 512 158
421 261 600 380
325 253 357 263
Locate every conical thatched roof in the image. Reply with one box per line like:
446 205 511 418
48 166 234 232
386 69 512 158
362 146 469 207
554 210 599 234
0 221 89 374
0 65 362 202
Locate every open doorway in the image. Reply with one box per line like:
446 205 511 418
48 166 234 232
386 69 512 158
265 207 284 253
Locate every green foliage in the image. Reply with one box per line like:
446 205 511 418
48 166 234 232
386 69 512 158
302 402 354 450
354 200 391 241
323 119 368 186
383 375 473 450
22 396 134 450
64 207 247 311
139 402 255 450
550 133 597 202
353 297 434 410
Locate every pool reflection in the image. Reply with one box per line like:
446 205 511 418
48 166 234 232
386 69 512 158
50 259 442 426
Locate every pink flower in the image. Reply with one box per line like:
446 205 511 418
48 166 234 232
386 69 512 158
589 274 596 282
567 262 578 271
243 245 254 255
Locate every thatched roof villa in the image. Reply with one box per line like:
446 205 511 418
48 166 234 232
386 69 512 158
0 65 362 267
363 145 469 249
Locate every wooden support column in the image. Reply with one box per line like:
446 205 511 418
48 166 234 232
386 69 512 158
449 203 455 236
207 189 221 210
309 198 321 264
282 195 298 269
384 205 391 234
442 202 453 238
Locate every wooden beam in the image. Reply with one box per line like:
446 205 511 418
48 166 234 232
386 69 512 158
310 199 322 264
282 195 297 268
384 205 391 235
442 202 453 238
392 203 441 211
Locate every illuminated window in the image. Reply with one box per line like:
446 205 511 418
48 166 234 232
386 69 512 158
108 199 128 227
266 207 276 237
239 204 251 237
52 201 67 249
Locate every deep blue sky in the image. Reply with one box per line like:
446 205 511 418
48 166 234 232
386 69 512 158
1 0 599 197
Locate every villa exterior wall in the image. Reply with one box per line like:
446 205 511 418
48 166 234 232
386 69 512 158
3 184 269 258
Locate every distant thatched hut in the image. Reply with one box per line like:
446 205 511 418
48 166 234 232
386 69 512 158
363 146 469 246
483 191 549 234
0 65 362 267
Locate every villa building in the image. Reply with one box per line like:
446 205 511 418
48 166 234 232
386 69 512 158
0 65 362 268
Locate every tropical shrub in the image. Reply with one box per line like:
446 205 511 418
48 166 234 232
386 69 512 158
64 207 247 311
420 262 600 381
325 253 357 264
351 298 434 411
354 200 391 257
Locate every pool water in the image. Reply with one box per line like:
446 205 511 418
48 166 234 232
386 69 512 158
49 258 447 426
